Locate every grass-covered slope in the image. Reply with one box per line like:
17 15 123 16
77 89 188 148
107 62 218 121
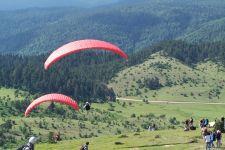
109 52 225 102
36 101 225 150
1 87 225 149
0 88 183 148
36 129 208 150
0 87 29 100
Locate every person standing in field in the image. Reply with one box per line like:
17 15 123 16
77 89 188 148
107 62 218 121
200 118 205 128
212 130 217 148
205 132 211 150
204 118 209 127
209 131 215 148
190 117 194 127
216 130 222 148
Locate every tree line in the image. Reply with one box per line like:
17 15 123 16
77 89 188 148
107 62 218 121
1 40 225 102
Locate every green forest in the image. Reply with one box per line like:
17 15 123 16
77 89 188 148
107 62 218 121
1 0 225 54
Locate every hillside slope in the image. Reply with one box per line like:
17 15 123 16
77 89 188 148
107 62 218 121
109 52 225 102
1 87 225 149
180 17 225 43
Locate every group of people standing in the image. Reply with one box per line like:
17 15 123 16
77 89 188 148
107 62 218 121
200 118 222 149
202 129 222 149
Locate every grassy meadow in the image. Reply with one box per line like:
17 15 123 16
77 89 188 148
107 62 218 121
36 101 225 150
109 53 225 102
0 86 225 149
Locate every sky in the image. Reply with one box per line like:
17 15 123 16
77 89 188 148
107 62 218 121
0 0 120 10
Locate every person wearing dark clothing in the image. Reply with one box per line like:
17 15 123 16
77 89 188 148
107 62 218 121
80 142 89 150
211 131 217 148
189 117 195 130
204 118 209 127
190 117 193 124
83 102 91 111
184 119 190 131
216 130 222 148
200 118 205 128
17 137 38 150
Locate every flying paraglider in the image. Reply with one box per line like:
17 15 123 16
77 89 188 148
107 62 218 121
44 39 128 70
25 93 79 117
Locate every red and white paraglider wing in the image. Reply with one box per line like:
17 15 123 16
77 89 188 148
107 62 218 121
25 93 79 117
44 39 128 70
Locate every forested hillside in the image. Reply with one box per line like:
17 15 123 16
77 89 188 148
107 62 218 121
0 53 125 101
1 40 225 102
1 0 225 54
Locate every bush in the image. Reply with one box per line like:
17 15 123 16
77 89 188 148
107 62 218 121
108 107 115 111
118 134 128 138
114 141 124 145
169 117 180 125
214 119 225 133
144 77 162 90
48 132 56 143
116 129 122 134
134 132 140 136
131 113 136 118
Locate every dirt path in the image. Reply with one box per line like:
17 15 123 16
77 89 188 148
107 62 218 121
117 97 225 105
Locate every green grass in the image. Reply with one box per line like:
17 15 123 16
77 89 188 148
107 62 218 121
93 102 225 122
1 98 224 149
0 87 17 99
109 53 225 102
36 129 224 150
0 87 28 100
32 101 225 149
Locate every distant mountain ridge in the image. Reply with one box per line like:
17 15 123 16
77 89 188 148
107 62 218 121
1 0 225 54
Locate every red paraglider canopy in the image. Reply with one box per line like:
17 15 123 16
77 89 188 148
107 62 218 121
44 39 128 70
25 93 79 117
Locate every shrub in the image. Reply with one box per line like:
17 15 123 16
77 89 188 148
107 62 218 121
118 134 128 138
131 113 136 118
114 141 124 145
48 132 56 143
144 77 162 90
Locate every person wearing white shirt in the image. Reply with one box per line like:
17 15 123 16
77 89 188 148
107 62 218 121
205 132 211 150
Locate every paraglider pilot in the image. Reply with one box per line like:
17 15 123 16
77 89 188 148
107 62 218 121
80 142 89 150
17 136 38 150
83 102 91 111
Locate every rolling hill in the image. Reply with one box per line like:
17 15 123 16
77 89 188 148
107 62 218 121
109 52 225 102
